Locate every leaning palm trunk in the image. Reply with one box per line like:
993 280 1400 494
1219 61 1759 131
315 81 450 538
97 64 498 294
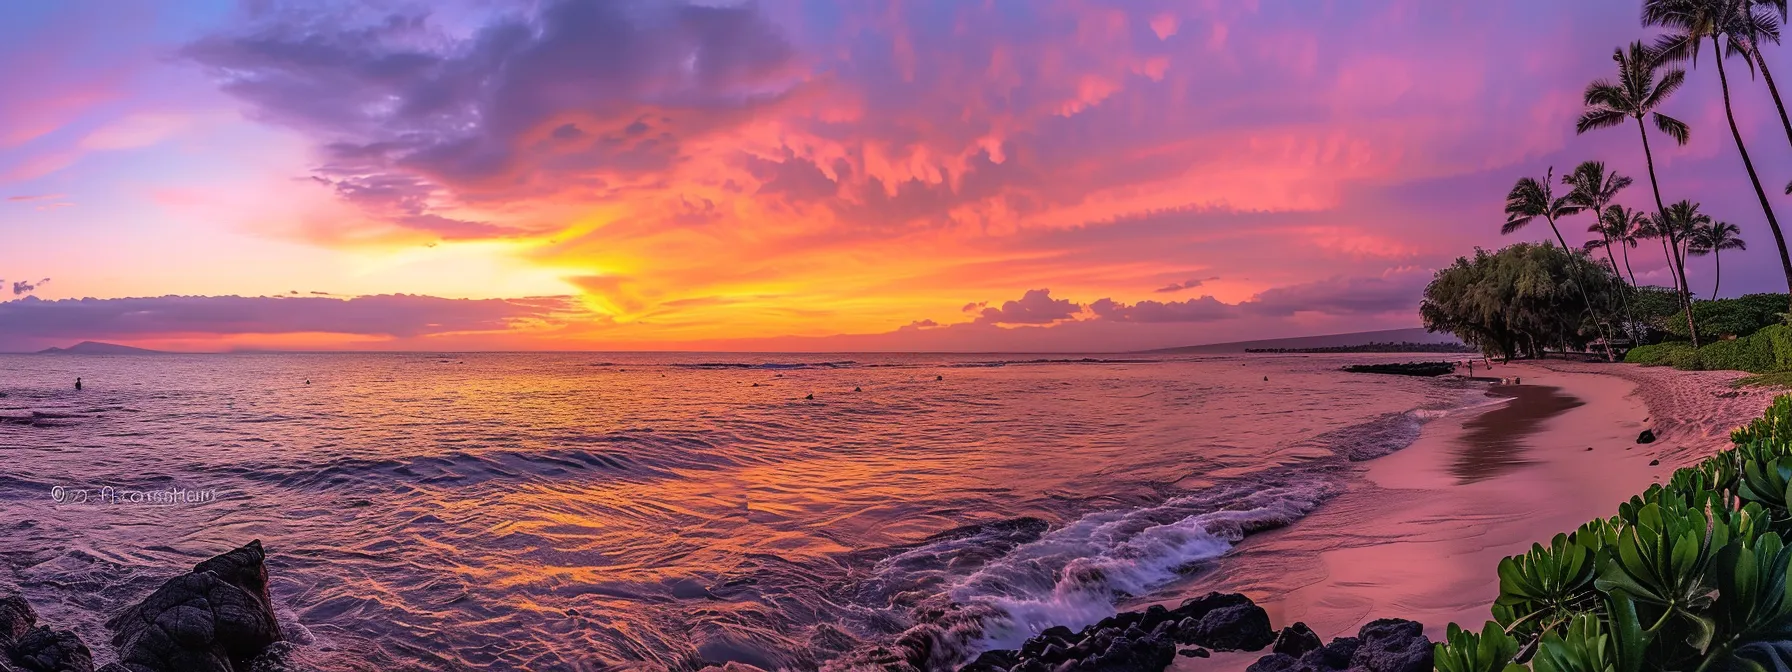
1598 235 1637 338
1713 246 1724 300
1543 221 1616 362
1750 44 1792 148
1621 242 1638 286
1714 41 1792 312
1637 118 1701 346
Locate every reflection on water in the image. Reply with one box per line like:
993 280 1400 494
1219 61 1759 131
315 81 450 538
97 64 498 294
0 353 1468 670
1450 384 1584 483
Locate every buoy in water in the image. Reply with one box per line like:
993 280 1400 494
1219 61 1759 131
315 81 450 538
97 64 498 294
853 387 862 392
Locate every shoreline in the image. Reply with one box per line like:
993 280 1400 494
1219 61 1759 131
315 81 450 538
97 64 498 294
1155 359 1780 670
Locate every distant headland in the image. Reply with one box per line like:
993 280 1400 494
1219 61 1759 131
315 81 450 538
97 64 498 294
33 341 163 355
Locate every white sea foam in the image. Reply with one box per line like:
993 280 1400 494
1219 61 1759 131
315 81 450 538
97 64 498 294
944 482 1332 652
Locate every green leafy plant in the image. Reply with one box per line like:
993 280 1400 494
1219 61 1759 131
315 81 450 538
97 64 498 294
1497 533 1604 637
1702 532 1792 671
1596 498 1724 661
1435 621 1526 672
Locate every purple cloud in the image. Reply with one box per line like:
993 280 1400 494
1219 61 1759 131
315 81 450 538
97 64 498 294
10 278 49 296
1154 276 1219 293
975 289 1080 325
1243 271 1429 317
1088 296 1236 323
184 0 800 237
0 294 577 344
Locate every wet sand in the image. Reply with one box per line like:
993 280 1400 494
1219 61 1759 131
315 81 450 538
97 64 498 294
1450 384 1583 483
1156 360 1780 670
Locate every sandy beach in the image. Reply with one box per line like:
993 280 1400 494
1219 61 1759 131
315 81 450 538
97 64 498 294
1159 359 1783 670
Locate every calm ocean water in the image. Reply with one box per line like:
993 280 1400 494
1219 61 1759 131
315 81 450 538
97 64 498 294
0 352 1477 671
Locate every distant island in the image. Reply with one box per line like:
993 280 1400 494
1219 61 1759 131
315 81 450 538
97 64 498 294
35 341 162 355
1143 327 1464 354
1247 341 1476 354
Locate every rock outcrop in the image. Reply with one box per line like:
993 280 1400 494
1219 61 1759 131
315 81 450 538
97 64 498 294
0 541 289 672
1246 618 1431 672
959 592 1285 671
956 594 1430 672
0 592 94 672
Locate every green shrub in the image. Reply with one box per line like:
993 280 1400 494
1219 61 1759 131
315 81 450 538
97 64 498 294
1664 345 1702 370
1624 342 1692 366
1629 326 1787 374
1767 324 1792 371
1662 293 1790 340
1696 332 1777 373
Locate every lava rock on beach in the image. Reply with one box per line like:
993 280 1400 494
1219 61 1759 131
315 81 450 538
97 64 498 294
959 592 1281 671
1246 618 1431 672
104 540 285 672
0 593 95 672
0 541 294 672
1341 362 1456 377
1637 429 1656 444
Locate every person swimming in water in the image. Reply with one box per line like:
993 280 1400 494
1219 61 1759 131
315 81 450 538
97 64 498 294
74 377 82 391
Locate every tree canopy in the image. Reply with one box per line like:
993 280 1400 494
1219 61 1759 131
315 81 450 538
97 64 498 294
1421 243 1627 360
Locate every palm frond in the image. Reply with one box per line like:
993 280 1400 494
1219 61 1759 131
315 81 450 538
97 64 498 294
1650 67 1688 106
1655 112 1692 144
1577 109 1628 134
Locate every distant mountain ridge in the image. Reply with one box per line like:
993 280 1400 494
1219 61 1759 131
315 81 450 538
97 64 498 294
35 341 163 355
1141 327 1461 354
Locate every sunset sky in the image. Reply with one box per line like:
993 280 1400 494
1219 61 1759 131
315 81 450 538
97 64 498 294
6 0 1792 352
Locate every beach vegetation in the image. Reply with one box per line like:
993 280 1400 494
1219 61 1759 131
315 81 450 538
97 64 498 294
1435 621 1525 672
1439 394 1792 671
1646 0 1792 309
1575 39 1697 340
1662 293 1789 340
1421 243 1627 360
1687 219 1747 300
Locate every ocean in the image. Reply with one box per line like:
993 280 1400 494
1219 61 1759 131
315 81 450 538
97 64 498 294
0 352 1480 671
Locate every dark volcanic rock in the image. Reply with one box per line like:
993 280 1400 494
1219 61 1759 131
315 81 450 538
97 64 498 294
1190 603 1275 652
0 596 36 646
1248 634 1363 672
1170 592 1254 623
1350 619 1430 672
8 626 93 672
106 540 284 672
1271 622 1322 658
1246 652 1297 672
1638 429 1656 444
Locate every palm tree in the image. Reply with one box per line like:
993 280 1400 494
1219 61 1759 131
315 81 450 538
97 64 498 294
1565 162 1640 339
1647 0 1792 311
1504 167 1581 251
1736 0 1792 147
1593 205 1651 286
1575 40 1699 345
1502 169 1615 360
1564 162 1635 283
1657 200 1709 310
1583 207 1632 285
1688 219 1748 299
